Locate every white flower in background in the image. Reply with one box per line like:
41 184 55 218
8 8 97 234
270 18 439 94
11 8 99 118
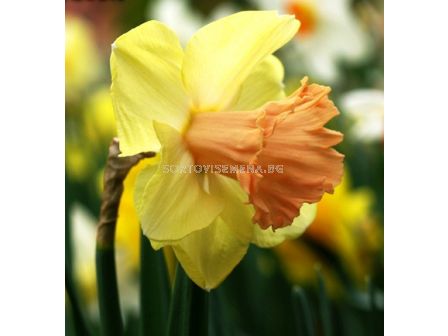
70 204 138 317
253 0 372 84
71 203 97 315
149 0 239 45
340 89 383 141
150 0 202 45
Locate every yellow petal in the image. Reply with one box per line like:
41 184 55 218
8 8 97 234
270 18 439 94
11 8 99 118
232 55 285 111
150 168 254 250
208 174 254 242
111 21 189 155
170 175 254 290
252 203 317 248
135 122 223 242
182 11 299 112
173 217 249 290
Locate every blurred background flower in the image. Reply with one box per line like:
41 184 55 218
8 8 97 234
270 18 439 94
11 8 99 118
83 86 116 146
275 170 382 293
341 89 384 142
252 0 372 84
66 0 383 334
150 0 239 45
65 16 100 103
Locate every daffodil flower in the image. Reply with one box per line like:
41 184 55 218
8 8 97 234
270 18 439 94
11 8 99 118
111 11 344 289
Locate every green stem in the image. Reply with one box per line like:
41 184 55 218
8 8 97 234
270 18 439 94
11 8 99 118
317 268 333 336
65 268 91 336
166 265 209 336
209 290 234 336
291 286 314 336
139 232 171 336
95 139 154 336
367 277 377 336
190 283 209 336
96 246 124 336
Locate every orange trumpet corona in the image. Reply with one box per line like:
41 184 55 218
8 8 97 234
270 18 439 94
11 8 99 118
185 77 344 230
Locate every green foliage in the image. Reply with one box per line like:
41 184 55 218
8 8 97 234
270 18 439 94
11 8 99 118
96 247 124 336
139 233 170 336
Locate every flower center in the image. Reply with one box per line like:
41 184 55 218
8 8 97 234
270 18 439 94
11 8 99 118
285 0 318 37
185 77 344 230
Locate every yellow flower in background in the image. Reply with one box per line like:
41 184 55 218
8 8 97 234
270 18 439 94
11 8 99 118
275 240 342 295
275 171 381 289
111 11 344 289
66 141 92 182
254 0 371 83
304 171 380 283
67 87 117 184
83 86 117 144
65 16 100 103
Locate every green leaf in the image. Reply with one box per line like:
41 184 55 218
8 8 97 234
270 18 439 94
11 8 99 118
317 268 333 336
139 232 171 336
65 268 91 336
291 286 315 336
209 290 235 336
96 246 124 336
367 277 377 336
166 264 209 336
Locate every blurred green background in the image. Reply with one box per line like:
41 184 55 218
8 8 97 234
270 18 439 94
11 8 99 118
66 0 383 334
